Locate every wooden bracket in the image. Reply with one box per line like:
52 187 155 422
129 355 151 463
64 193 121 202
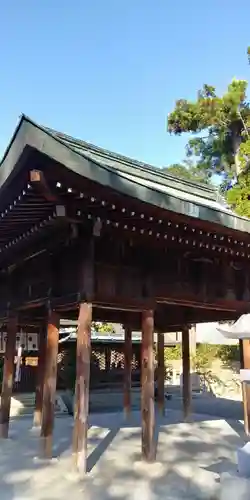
29 171 81 225
29 170 59 202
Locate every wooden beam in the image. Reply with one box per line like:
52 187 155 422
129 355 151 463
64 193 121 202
0 315 17 438
72 302 92 476
157 332 165 415
141 309 155 462
41 310 60 458
124 325 132 417
182 326 191 421
240 339 250 435
33 323 47 427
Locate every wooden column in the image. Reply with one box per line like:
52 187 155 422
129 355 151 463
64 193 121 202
33 323 47 427
240 339 250 435
141 309 155 462
157 332 165 415
41 310 60 458
72 302 92 476
0 315 18 438
124 325 132 417
182 326 191 421
105 347 111 371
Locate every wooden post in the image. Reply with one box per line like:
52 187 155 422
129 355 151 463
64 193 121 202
33 323 47 427
182 326 191 421
0 315 18 438
72 302 92 476
105 347 111 371
141 310 155 462
157 332 165 415
240 339 250 435
41 310 60 458
124 325 132 417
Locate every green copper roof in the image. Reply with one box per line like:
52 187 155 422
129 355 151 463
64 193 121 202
1 114 250 235
45 125 229 207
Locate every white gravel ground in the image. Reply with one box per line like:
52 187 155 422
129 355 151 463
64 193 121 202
0 410 245 500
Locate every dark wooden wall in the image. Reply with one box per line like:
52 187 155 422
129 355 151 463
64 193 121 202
2 232 249 315
0 342 141 393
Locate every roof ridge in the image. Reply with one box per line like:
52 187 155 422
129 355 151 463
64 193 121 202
19 116 226 206
44 125 217 194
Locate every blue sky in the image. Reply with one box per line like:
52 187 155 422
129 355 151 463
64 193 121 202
0 1 250 168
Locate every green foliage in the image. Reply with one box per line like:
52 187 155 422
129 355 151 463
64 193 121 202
238 115 250 172
92 322 115 334
187 132 235 188
164 345 181 361
164 344 221 364
168 80 248 134
163 343 239 393
193 344 219 372
163 343 240 369
217 344 240 365
164 162 212 184
248 46 250 64
167 48 250 197
192 344 231 393
167 79 250 184
226 169 250 217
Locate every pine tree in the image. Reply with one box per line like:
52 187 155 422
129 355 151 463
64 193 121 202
167 80 250 186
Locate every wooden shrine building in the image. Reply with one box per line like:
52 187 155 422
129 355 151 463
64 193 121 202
0 115 250 473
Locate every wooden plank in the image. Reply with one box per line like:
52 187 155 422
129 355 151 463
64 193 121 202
124 325 132 417
33 322 47 427
141 309 155 462
72 302 92 476
240 339 250 435
157 332 165 415
79 237 95 302
182 326 191 421
0 315 18 438
41 310 60 458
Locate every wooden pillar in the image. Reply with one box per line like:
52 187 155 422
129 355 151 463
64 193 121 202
0 315 18 438
33 323 47 427
124 325 132 417
141 309 155 462
182 326 191 421
240 339 250 435
157 332 165 415
72 302 92 476
105 347 111 371
41 310 60 458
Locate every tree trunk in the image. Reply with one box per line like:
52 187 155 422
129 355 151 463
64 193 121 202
231 130 242 176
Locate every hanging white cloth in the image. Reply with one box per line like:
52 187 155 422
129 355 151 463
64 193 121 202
15 345 22 383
